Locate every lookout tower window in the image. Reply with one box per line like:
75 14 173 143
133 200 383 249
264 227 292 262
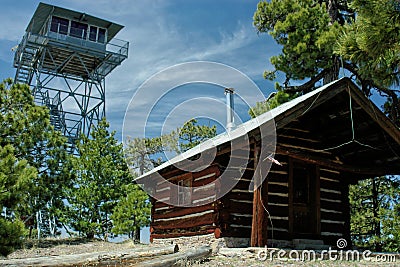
98 28 106 43
50 16 69 35
70 21 88 39
89 26 106 43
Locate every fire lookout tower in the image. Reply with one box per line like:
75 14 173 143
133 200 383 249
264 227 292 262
13 2 129 152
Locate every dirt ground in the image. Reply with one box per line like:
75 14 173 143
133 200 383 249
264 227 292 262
2 238 399 266
3 238 138 260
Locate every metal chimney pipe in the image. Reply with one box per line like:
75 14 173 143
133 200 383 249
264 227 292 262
225 87 235 132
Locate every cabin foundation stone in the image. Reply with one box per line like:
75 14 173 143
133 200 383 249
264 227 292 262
152 234 251 253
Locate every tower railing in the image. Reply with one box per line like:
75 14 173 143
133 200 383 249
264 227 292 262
13 4 128 155
14 29 129 81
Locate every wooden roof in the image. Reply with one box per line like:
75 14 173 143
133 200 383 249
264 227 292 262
136 78 400 181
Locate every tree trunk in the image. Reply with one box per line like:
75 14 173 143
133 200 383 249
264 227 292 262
323 56 340 85
327 0 338 24
372 178 382 252
323 0 340 85
86 232 95 239
134 228 141 243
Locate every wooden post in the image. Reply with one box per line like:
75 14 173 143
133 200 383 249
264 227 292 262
251 144 267 247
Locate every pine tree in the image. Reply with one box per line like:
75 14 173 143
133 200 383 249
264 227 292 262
111 184 151 242
124 135 174 175
253 0 399 125
0 145 35 256
178 119 217 152
349 176 400 252
335 0 400 124
1 79 70 240
65 118 130 239
248 91 298 118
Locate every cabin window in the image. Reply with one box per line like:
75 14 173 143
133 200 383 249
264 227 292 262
50 16 69 35
177 177 192 206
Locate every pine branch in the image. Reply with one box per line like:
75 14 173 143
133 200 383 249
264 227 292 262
282 68 330 93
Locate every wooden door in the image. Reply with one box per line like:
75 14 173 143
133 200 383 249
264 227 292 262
289 159 320 238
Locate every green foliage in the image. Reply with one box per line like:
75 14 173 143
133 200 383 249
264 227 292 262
335 0 400 123
335 0 400 88
178 119 217 152
0 79 70 238
111 184 151 239
0 145 35 211
249 91 298 118
349 176 400 252
125 133 178 175
0 218 25 257
65 118 131 239
0 78 71 253
0 145 34 256
254 0 340 81
254 0 400 124
125 119 217 175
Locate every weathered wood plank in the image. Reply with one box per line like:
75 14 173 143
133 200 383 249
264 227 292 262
152 212 214 230
192 165 220 179
224 200 253 213
192 175 217 187
268 183 289 194
151 228 215 239
320 200 343 211
277 146 395 176
321 221 345 233
320 190 342 201
224 192 254 201
153 204 215 220
134 246 211 267
267 194 288 205
0 245 179 267
320 210 344 221
267 205 289 217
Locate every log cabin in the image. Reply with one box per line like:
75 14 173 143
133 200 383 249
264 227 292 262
135 78 400 249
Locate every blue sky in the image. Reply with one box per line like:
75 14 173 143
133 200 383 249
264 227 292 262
1 0 393 243
0 0 281 140
0 0 281 243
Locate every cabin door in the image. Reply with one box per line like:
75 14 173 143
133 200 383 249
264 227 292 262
289 159 320 238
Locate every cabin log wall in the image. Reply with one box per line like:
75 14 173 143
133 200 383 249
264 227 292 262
219 150 255 238
319 168 347 246
266 153 290 241
150 165 220 240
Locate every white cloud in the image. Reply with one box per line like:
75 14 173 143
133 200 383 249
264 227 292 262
2 0 278 138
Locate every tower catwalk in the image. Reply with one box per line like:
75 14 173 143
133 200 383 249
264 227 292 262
13 2 129 152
